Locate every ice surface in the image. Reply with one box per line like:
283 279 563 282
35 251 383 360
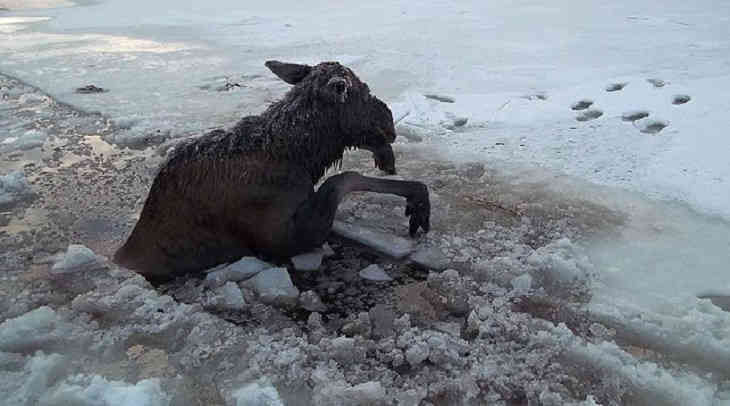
332 221 415 259
0 0 74 9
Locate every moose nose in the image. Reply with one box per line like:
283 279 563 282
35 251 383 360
333 81 346 93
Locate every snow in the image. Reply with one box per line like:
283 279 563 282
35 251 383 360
2 0 730 403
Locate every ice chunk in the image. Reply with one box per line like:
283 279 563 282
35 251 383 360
329 336 358 363
0 170 33 209
40 375 169 406
49 245 106 295
0 307 68 353
432 321 462 337
359 264 393 282
206 282 246 311
345 382 386 404
332 221 415 259
5 351 65 406
315 379 387 406
299 290 326 312
342 312 372 338
51 244 105 274
291 249 324 271
232 380 283 406
204 256 272 288
409 247 449 271
526 238 592 289
241 267 299 306
321 243 335 257
511 273 533 292
405 342 430 366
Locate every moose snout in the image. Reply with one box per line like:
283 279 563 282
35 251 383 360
372 143 396 175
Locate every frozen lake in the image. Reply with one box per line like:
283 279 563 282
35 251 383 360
2 0 730 404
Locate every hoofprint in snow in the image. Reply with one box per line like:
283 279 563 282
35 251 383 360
2 0 730 404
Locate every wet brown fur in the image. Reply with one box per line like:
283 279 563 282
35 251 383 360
114 61 402 281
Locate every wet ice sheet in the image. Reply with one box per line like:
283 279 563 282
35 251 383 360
0 0 74 9
2 0 729 219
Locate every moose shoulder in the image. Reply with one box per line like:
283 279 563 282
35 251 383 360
113 61 430 282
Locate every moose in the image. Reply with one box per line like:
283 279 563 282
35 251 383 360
114 61 430 282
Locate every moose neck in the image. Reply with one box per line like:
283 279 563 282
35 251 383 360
260 96 352 184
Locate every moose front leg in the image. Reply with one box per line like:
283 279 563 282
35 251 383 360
291 171 430 251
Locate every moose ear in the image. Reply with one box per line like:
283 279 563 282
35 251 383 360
265 60 312 85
